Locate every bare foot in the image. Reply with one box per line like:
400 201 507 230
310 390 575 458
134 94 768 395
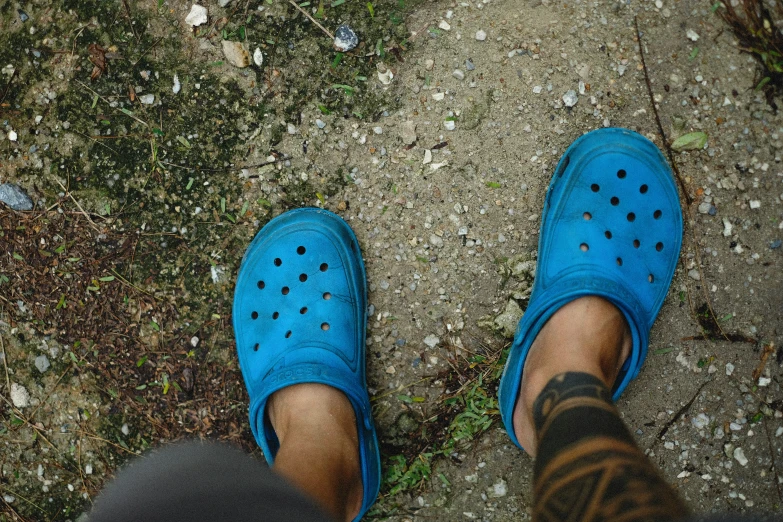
268 384 363 522
512 296 632 456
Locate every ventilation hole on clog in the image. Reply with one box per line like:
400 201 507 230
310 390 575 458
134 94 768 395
591 183 600 192
640 184 649 194
253 343 259 352
627 212 636 222
282 287 290 295
648 274 655 283
299 273 308 282
583 212 592 220
251 311 258 320
656 242 664 251
274 258 282 266
580 243 589 252
272 312 279 320
653 209 662 219
297 246 306 255
285 330 292 339
321 322 330 331
633 239 640 248
610 196 619 206
616 257 623 266
320 263 328 272
257 280 265 290
300 307 308 314
617 169 627 179
323 292 331 300
605 230 612 239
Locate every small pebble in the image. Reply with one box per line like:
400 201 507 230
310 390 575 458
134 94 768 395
443 120 456 131
475 30 487 41
139 94 155 105
562 90 578 107
465 59 475 71
334 24 359 52
424 334 440 348
315 119 326 129
453 69 465 81
35 355 50 373
733 447 748 466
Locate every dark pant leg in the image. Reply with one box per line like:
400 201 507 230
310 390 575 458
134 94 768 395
531 372 689 522
88 441 332 522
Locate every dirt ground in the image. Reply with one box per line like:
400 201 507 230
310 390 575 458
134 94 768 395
1 0 782 521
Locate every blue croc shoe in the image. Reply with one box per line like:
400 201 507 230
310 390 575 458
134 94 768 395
233 208 380 520
498 128 683 450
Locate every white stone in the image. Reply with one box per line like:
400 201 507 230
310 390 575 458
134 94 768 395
686 29 700 41
373 126 383 135
733 447 748 466
532 85 542 94
453 69 465 81
377 63 393 85
139 94 155 105
8 130 17 141
172 74 181 94
85 464 93 475
423 149 432 165
429 235 444 248
475 30 487 41
253 48 264 67
423 334 440 348
190 336 200 347
121 423 130 435
749 200 761 209
287 123 297 135
722 218 733 237
424 59 434 71
562 90 578 107
488 479 508 498
218 0 232 6
439 20 451 31
776 427 783 437
443 120 456 131
725 362 735 376
432 92 445 101
185 4 208 27
759 376 771 387
10 383 30 408
691 413 710 429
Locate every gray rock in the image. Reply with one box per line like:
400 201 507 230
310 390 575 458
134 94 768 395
494 299 523 338
0 183 33 210
465 59 475 71
429 234 444 248
35 355 50 373
334 24 358 52
423 334 440 348
401 121 417 145
10 383 30 408
218 0 232 6
453 69 465 81
562 90 578 107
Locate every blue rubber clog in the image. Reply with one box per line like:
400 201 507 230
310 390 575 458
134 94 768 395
498 128 683 450
233 208 380 520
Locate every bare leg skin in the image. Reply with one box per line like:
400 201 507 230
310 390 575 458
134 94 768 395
268 384 363 522
513 296 689 521
512 296 632 456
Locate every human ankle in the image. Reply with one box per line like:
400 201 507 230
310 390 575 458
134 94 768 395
512 296 631 454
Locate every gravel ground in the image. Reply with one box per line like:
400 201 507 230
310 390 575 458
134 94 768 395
1 0 782 520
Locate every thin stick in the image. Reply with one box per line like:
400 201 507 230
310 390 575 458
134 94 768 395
55 179 103 232
0 332 10 394
634 16 692 206
287 0 334 40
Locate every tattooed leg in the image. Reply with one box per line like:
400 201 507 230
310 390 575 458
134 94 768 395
531 372 689 522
